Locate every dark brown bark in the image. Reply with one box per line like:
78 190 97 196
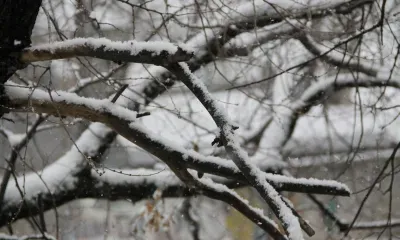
0 0 42 117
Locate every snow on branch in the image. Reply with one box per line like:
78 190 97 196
19 38 193 66
129 0 371 111
0 122 115 227
0 158 349 229
264 173 350 196
294 73 400 108
188 0 371 52
97 147 287 238
167 62 306 239
105 1 376 194
0 84 278 189
5 83 138 123
121 17 300 117
229 0 372 23
252 70 400 165
0 83 351 232
284 70 400 132
0 167 188 227
182 150 350 196
185 0 371 69
104 0 374 148
0 115 46 208
92 166 287 239
222 20 302 57
0 85 279 186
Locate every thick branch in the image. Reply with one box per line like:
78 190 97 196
0 1 375 237
0 84 351 231
19 38 194 66
0 168 189 227
3 84 349 193
0 121 117 227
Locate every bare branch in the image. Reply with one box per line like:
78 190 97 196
229 20 383 90
0 115 46 208
309 194 400 232
298 34 381 77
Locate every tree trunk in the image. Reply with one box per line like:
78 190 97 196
0 0 42 116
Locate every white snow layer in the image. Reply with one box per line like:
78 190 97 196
28 37 193 55
5 82 138 123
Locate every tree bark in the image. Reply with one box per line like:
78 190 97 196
0 0 42 117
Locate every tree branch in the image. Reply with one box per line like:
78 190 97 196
0 84 350 237
3 83 349 194
166 62 306 239
298 34 381 77
308 194 400 232
19 38 193 66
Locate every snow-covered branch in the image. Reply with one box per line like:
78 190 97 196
252 71 400 164
0 83 352 238
187 0 372 56
0 121 115 227
222 20 302 57
124 0 371 103
0 0 394 238
0 115 46 208
2 83 349 194
19 38 193 66
167 62 306 239
0 166 187 228
5 83 138 123
0 158 349 231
